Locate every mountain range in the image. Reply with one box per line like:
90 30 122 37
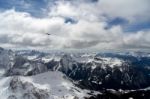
0 47 150 99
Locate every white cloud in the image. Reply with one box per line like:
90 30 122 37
122 31 150 49
98 0 150 22
0 0 150 51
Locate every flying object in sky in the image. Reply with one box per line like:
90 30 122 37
45 33 51 35
44 33 65 39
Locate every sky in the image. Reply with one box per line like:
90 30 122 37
0 0 150 51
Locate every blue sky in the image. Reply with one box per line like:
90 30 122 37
0 0 150 50
0 0 50 17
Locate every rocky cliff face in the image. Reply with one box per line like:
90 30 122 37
46 53 150 90
5 55 48 76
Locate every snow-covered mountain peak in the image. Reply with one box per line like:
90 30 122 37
93 57 124 68
0 71 90 99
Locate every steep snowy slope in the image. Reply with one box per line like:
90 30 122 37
0 71 91 99
29 71 89 99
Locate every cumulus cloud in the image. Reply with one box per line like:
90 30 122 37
98 0 150 22
50 0 150 22
0 0 150 51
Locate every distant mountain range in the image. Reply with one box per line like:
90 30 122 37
0 47 150 99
